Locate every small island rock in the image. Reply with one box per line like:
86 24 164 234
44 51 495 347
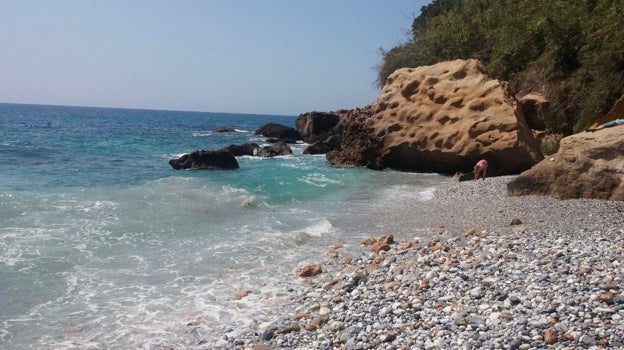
169 150 239 170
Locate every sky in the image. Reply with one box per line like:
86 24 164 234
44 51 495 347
1 1 430 115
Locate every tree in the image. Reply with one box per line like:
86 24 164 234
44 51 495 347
376 0 624 134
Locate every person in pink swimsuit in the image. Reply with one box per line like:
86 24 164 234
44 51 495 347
474 159 488 180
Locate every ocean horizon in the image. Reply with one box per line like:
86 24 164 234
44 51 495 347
0 102 450 348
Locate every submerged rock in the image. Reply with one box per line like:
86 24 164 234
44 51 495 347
256 141 292 157
212 127 237 133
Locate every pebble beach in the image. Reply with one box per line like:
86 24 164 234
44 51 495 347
224 175 624 350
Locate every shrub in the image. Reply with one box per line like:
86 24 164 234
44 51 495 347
376 0 624 136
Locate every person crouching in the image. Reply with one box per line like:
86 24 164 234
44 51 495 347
474 159 488 180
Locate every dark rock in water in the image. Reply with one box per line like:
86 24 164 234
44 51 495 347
304 141 333 155
222 143 260 156
266 137 299 144
256 123 301 141
169 150 239 170
170 141 290 169
256 141 292 157
296 111 341 144
213 127 236 133
296 111 343 155
304 134 342 155
223 142 291 157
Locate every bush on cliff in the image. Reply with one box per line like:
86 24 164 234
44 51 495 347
377 0 624 134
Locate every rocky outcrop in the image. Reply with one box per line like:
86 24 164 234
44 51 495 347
303 140 337 155
325 104 383 169
213 127 237 133
169 150 239 170
169 142 291 169
518 93 548 131
507 127 624 200
296 111 343 155
296 111 341 143
223 143 260 156
327 59 543 174
377 59 542 173
256 141 293 157
256 123 302 143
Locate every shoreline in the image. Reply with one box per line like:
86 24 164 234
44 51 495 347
223 175 624 349
385 175 624 235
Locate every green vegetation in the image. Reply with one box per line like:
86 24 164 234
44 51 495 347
377 0 624 134
540 133 563 156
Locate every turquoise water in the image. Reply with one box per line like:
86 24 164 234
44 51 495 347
0 103 448 348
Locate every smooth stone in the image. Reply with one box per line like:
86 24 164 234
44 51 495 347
470 287 482 298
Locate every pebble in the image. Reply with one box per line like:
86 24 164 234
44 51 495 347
223 176 624 349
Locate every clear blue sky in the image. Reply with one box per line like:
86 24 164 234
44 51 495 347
1 1 429 115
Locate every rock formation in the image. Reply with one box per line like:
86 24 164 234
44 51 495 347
255 123 302 143
169 150 239 170
325 104 383 169
295 111 342 154
518 93 548 131
223 143 260 157
212 127 237 133
296 111 341 143
169 141 293 169
507 127 624 200
327 59 543 174
256 141 293 157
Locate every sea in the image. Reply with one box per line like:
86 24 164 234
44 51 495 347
0 103 449 349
